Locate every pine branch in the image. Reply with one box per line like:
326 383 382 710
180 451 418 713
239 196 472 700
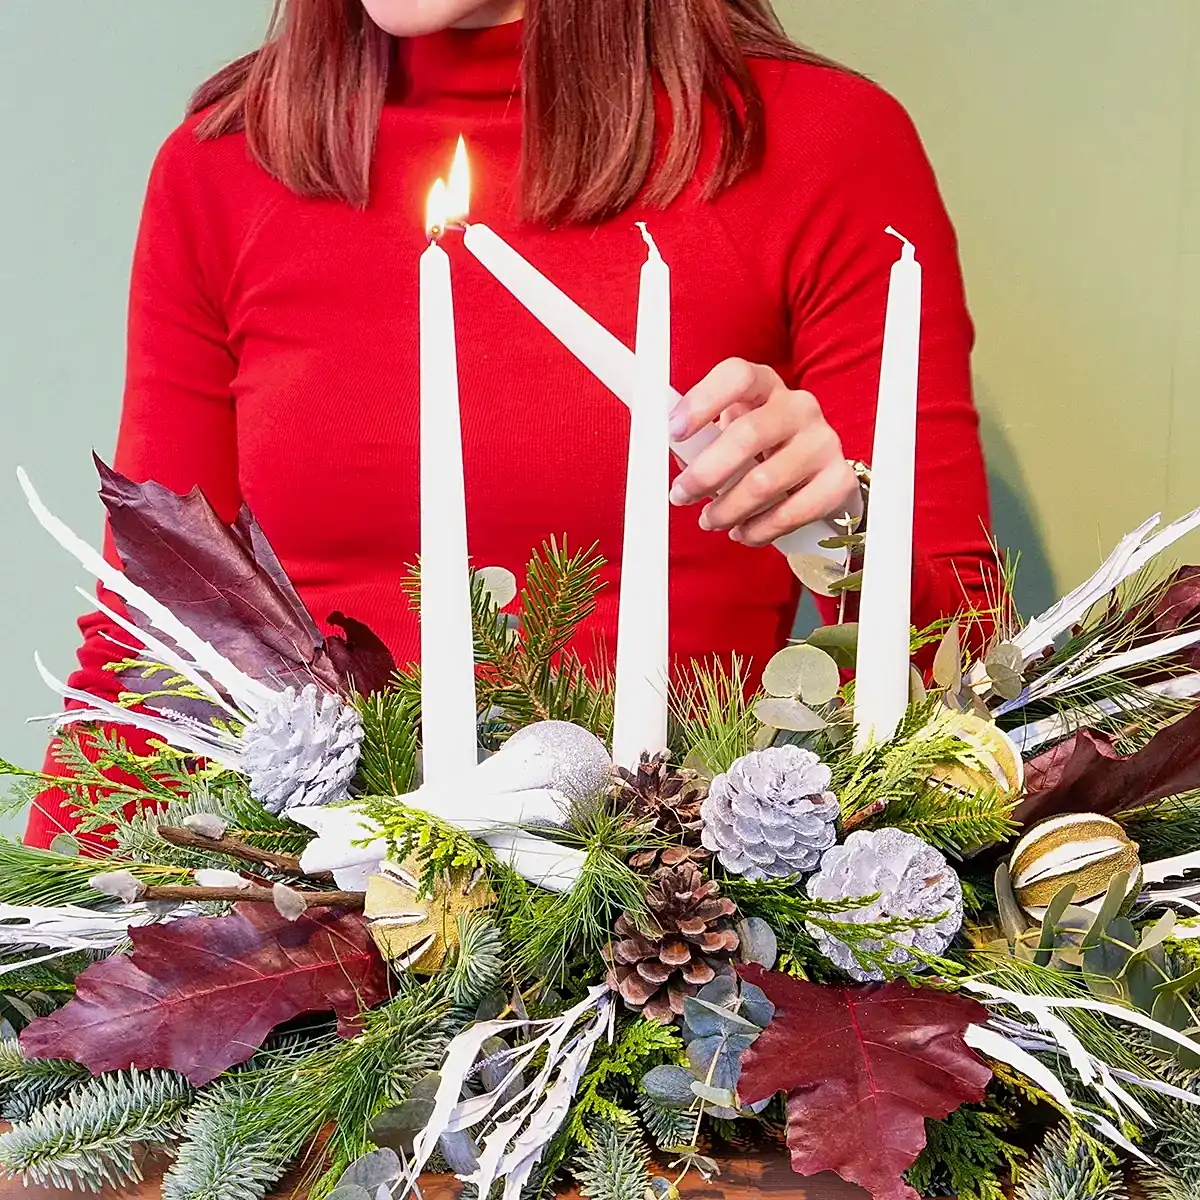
573 1120 652 1200
881 786 1018 857
1015 1123 1126 1200
162 1072 297 1200
671 656 758 776
567 1018 683 1149
353 687 421 797
637 1092 695 1152
0 1068 194 1191
0 1041 90 1123
446 915 506 1010
519 538 605 664
0 840 190 908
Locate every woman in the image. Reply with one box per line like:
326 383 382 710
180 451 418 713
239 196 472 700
26 0 992 845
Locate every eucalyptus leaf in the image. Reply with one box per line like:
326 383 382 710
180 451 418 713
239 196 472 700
369 1098 435 1154
754 698 827 733
687 1035 750 1092
932 620 962 690
987 642 1024 674
738 982 775 1030
1082 921 1135 993
641 1064 695 1107
909 666 927 706
1137 910 1178 955
338 1148 401 1191
828 569 864 595
683 996 759 1039
786 553 846 598
475 565 518 610
1125 954 1160 1013
986 663 1024 702
806 623 859 669
1081 870 1133 952
696 975 738 1010
761 645 840 706
1033 883 1076 967
993 862 1027 945
438 1130 480 1175
735 918 778 970
48 834 80 857
752 724 779 752
690 1082 736 1107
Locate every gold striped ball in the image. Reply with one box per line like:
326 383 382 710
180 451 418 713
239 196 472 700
1009 813 1141 918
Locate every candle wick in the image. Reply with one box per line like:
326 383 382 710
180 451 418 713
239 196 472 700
635 221 663 263
885 225 912 248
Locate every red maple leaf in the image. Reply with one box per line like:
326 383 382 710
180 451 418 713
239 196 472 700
736 965 992 1200
21 905 389 1086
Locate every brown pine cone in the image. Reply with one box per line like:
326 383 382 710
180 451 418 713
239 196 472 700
628 843 711 875
615 752 707 843
605 862 739 1023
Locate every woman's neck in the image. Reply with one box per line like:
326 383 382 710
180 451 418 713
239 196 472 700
454 0 524 29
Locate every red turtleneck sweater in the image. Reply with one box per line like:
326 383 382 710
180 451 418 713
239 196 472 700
26 22 992 847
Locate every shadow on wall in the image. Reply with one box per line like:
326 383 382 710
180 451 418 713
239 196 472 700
975 378 1056 621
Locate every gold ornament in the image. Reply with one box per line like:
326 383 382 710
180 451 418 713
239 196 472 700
1009 813 1142 918
364 860 494 973
919 710 1025 798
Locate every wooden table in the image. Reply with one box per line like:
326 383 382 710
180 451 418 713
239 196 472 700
0 1157 869 1198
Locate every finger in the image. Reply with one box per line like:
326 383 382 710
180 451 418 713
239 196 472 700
730 460 861 547
699 423 841 531
671 397 816 506
669 359 783 441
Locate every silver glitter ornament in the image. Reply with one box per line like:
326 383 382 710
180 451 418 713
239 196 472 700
805 828 964 982
504 720 613 803
700 745 839 881
241 683 364 814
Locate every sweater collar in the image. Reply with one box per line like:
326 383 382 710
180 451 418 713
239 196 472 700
393 19 522 106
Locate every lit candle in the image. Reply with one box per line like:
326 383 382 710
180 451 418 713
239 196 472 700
611 225 671 768
461 220 843 562
853 228 923 752
419 146 477 784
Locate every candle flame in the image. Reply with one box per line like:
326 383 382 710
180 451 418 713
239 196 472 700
425 136 471 240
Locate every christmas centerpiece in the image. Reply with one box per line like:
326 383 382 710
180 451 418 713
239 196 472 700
2 140 1200 1200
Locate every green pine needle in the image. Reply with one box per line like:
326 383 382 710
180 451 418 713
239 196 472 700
0 840 190 907
0 1068 194 1192
1015 1123 1126 1200
0 1041 90 1123
573 1119 652 1200
353 686 421 797
671 656 758 776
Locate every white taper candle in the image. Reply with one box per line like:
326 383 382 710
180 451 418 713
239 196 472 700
853 228 923 752
419 191 478 784
461 221 843 562
612 225 671 769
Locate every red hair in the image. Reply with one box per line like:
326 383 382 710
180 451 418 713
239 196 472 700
189 0 833 224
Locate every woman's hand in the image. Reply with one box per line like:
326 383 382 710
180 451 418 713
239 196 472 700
667 359 861 547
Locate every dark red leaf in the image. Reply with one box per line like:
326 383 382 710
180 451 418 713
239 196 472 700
1136 565 1200 674
21 904 389 1086
736 966 991 1200
1016 705 1200 825
326 612 398 697
95 457 343 695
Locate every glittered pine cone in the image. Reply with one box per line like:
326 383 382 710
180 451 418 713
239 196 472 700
700 745 839 881
241 683 364 815
605 862 739 1022
806 827 964 982
615 752 707 843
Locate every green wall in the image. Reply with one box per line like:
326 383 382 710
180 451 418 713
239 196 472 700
785 0 1200 618
2 2 1197 786
0 3 270 785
